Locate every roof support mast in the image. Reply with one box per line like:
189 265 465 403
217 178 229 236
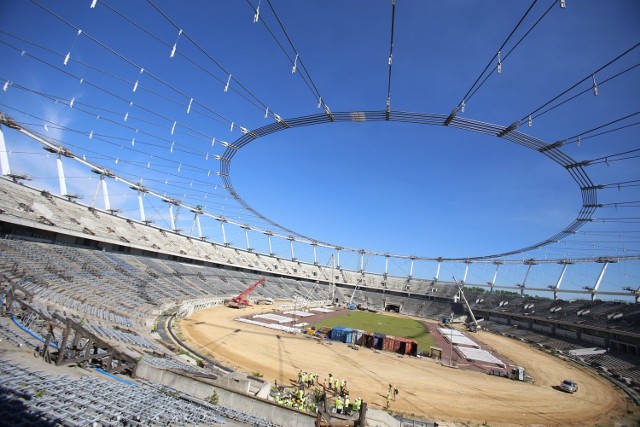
489 261 502 293
101 176 111 211
168 203 177 231
312 243 318 265
138 192 146 222
0 125 11 176
265 231 274 256
191 207 203 239
193 213 202 238
288 236 296 261
590 258 616 301
56 153 68 197
463 261 471 283
242 225 251 251
518 260 537 296
219 219 228 245
331 254 336 304
551 261 572 300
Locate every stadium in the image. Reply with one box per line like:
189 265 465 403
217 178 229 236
0 1 639 426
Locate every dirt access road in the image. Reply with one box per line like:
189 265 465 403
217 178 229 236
178 304 637 426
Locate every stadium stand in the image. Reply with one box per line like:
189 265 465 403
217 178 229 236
0 357 279 426
1 176 639 424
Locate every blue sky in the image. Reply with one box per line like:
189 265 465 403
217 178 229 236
1 1 639 294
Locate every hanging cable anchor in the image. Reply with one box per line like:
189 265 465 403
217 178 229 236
132 68 143 92
253 1 261 23
560 0 567 8
64 29 82 66
528 115 533 127
90 0 98 8
187 98 193 114
170 29 182 58
592 74 599 96
292 53 299 74
497 51 502 74
224 74 232 92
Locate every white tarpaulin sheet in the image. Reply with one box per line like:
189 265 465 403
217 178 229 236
253 313 294 324
437 328 465 337
283 310 314 317
446 334 480 348
236 318 299 334
456 346 505 367
310 307 333 313
439 328 479 348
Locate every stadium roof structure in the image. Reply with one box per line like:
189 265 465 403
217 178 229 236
0 0 639 299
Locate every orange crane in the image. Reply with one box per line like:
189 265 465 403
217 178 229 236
227 277 265 308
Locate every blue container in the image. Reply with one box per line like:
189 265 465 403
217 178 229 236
373 332 386 350
343 327 354 343
330 326 354 343
330 326 347 341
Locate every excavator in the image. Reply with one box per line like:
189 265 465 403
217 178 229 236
226 277 266 308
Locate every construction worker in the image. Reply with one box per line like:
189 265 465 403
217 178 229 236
344 395 350 415
393 385 398 401
335 396 344 414
386 391 391 409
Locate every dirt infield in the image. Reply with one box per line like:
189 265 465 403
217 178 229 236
178 304 638 426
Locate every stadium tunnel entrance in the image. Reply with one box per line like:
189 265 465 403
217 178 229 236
385 303 401 313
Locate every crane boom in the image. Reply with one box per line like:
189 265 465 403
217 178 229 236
230 277 265 307
453 276 480 331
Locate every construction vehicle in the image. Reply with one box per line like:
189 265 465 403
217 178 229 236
226 277 265 308
560 379 578 393
453 276 481 332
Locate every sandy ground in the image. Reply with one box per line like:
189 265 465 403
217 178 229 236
178 304 638 427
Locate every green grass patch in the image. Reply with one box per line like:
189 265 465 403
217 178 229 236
311 311 435 352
